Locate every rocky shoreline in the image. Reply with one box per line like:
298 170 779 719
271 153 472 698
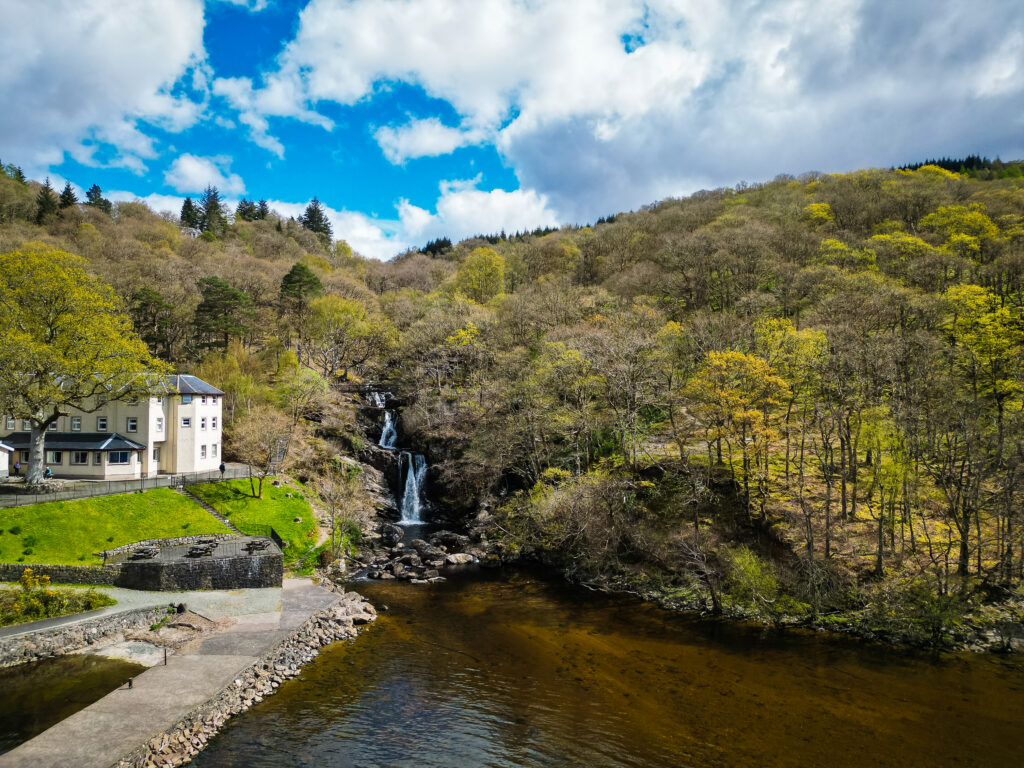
115 590 376 768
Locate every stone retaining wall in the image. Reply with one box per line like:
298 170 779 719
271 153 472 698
116 591 377 768
0 562 121 585
101 533 238 559
0 604 176 669
0 550 282 591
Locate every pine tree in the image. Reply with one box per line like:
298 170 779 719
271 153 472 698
279 261 323 317
235 198 258 222
35 178 59 224
180 197 201 229
193 276 254 348
256 199 270 220
299 197 332 243
84 184 112 214
199 185 226 236
58 182 78 209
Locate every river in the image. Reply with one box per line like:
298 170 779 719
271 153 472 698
193 567 1024 767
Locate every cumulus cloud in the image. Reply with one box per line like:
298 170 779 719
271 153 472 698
221 0 1024 222
0 0 207 174
164 154 246 195
375 118 485 164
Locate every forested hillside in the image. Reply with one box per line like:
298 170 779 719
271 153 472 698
3 160 1023 645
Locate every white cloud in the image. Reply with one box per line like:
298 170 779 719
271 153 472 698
214 0 270 10
397 178 560 245
0 0 207 175
164 154 246 195
375 118 485 163
219 0 1024 221
108 190 187 217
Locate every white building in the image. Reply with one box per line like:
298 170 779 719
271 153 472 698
1 375 224 480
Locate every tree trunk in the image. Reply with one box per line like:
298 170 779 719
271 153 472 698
26 426 47 485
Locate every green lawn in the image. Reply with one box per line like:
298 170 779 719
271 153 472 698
0 489 231 566
189 478 319 566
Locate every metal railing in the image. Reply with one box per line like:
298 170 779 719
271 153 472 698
0 466 253 508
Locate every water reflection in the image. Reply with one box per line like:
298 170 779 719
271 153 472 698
0 654 144 754
195 568 1024 768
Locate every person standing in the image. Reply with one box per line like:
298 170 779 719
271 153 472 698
12 461 19 477
219 462 226 478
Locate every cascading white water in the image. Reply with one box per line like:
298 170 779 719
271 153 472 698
379 410 397 449
370 391 398 449
399 451 428 525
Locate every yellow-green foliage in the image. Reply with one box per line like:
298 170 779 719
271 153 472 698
1 568 116 627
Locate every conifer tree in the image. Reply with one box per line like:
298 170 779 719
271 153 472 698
280 261 323 317
299 197 332 243
58 182 78 209
199 185 227 236
180 197 201 229
256 199 270 220
35 178 59 224
235 198 258 222
84 184 112 214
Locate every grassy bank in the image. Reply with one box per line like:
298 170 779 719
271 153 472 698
189 478 319 567
0 489 231 566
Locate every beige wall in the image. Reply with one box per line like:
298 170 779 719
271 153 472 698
1 391 221 479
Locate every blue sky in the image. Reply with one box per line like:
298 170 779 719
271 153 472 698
3 0 1023 259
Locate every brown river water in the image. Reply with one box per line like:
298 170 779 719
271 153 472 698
191 567 1023 767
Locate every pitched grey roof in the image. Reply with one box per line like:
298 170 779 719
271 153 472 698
2 433 146 452
163 374 224 396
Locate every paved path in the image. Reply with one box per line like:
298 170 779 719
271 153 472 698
0 579 337 768
0 584 284 640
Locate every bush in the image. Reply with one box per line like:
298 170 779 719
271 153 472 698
859 578 967 647
0 568 116 627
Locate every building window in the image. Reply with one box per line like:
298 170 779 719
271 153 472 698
48 421 58 431
109 451 129 465
182 395 192 404
71 451 89 465
212 417 218 430
200 444 207 459
46 450 63 464
201 395 207 404
156 417 164 432
5 417 14 430
97 417 107 431
200 417 207 430
22 420 31 431
182 417 191 428
211 443 218 458
71 417 81 431
212 396 218 404
21 451 30 461
94 452 103 465
126 417 138 433
153 446 161 462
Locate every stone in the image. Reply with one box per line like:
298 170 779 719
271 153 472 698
445 553 475 565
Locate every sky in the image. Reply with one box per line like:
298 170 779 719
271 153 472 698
2 0 1023 260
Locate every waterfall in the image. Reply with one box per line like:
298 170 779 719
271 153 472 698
370 391 397 450
399 451 428 525
379 410 397 450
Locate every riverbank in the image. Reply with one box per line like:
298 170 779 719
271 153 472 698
0 580 375 768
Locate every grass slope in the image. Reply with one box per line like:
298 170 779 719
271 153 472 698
189 478 319 566
0 489 231 566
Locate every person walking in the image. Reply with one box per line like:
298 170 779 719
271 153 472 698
12 461 19 477
219 462 226 478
